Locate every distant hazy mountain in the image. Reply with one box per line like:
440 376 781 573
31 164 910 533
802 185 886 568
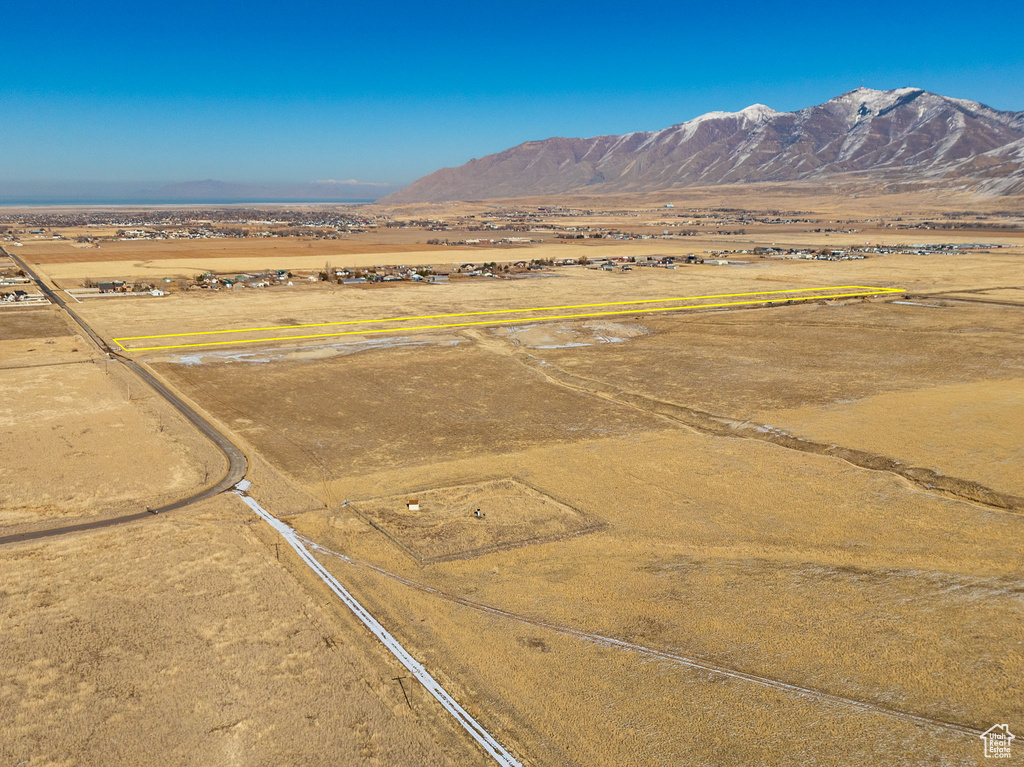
0 178 401 204
148 178 402 201
382 88 1024 202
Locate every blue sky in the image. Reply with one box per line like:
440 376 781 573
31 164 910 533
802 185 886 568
2 0 1022 189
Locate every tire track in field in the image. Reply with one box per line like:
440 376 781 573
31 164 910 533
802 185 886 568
465 329 1024 515
301 536 984 738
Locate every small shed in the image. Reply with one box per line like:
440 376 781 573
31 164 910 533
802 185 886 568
406 499 420 511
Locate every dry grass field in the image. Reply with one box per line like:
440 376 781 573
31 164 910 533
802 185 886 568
0 361 224 526
17 236 458 264
0 308 224 528
764 379 1024 496
3 193 1022 764
147 293 1023 762
0 307 74 341
285 416 1021 764
0 306 92 369
27 248 1018 364
941 287 1024 305
16 237 466 285
0 497 486 767
151 338 661 486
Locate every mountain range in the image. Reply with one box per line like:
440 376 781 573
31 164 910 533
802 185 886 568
382 88 1024 202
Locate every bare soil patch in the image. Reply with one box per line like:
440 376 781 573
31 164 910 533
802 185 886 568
350 478 602 563
495 320 648 349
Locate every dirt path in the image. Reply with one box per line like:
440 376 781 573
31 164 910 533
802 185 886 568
465 328 1024 514
302 536 984 738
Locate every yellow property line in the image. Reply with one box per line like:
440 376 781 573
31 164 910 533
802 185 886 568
116 285 893 342
119 286 901 351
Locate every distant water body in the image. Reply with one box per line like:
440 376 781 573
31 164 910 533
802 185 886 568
0 198 375 207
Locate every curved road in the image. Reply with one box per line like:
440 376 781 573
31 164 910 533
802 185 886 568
0 249 248 546
1 252 523 766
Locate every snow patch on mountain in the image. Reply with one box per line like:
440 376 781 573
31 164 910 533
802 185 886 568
382 87 1024 202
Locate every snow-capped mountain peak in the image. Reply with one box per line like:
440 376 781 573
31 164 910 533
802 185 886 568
383 88 1024 202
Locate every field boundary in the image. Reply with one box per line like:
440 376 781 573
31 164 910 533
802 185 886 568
113 285 903 351
346 477 607 565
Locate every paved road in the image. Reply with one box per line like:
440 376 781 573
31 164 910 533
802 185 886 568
5 251 115 353
5 251 519 763
0 249 248 546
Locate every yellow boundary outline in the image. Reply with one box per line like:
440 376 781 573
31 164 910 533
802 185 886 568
117 285 886 341
116 285 902 351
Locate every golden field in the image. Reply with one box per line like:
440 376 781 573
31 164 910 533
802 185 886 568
141 296 1023 763
0 497 486 766
2 192 1023 764
0 308 224 528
